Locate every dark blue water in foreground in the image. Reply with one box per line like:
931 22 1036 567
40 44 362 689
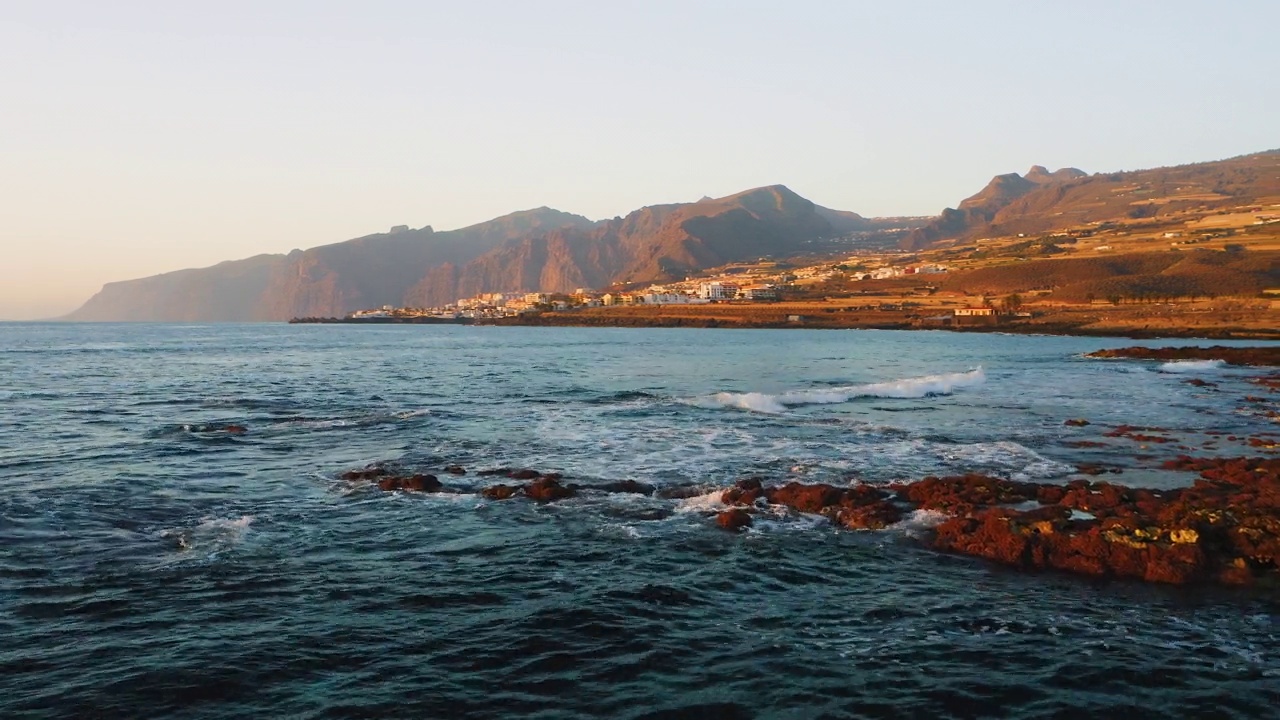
1 324 1278 719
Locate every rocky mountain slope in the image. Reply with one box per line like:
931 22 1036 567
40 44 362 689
902 150 1280 250
67 186 862 320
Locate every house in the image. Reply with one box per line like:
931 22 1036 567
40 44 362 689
953 307 996 317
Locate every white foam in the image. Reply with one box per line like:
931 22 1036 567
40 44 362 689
941 440 1074 481
160 515 255 555
674 489 726 513
695 392 787 414
891 509 950 537
690 368 986 414
197 515 254 532
1159 359 1226 373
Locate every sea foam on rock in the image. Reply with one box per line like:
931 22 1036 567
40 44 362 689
338 456 1280 587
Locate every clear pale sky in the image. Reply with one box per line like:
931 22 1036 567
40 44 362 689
2 1 1277 319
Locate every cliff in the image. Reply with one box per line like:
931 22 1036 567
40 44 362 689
67 186 849 320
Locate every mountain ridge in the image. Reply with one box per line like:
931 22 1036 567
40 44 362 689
66 185 872 320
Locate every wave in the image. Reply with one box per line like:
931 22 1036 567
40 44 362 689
690 368 986 414
159 515 255 556
1158 359 1226 373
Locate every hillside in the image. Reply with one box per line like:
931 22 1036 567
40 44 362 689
67 186 861 320
902 151 1280 250
939 248 1280 302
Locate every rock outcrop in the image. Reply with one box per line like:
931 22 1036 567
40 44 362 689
337 454 1280 587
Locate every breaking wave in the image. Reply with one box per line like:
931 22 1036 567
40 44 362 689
1158 359 1227 373
690 368 986 414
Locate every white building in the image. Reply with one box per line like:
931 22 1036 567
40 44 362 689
698 282 739 300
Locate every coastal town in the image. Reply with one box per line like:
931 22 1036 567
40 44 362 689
344 255 952 322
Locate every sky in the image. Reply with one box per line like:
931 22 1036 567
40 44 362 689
1 1 1277 319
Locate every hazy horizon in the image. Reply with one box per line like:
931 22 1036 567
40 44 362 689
3 0 1278 320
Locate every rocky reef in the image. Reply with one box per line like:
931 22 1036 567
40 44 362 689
1086 346 1280 366
336 452 1280 589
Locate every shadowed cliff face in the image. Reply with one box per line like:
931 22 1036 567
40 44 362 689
65 208 595 321
66 186 843 320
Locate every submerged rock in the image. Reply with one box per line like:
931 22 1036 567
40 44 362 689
593 479 655 495
376 474 442 493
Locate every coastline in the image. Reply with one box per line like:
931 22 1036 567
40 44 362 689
289 311 1280 340
291 298 1279 340
482 313 1280 340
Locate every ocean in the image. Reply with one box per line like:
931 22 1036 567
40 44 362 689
1 323 1277 718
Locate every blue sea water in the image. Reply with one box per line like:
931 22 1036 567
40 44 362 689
1 323 1278 719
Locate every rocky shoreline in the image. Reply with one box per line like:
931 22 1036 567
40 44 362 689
336 456 1280 589
1086 345 1280 366
487 313 1280 339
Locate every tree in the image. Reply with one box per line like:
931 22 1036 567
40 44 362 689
1001 294 1023 312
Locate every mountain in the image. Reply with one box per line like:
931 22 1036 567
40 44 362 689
66 207 592 321
902 151 1280 250
901 165 1086 250
67 185 853 320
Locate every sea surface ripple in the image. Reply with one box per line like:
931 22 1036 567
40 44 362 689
1 323 1277 719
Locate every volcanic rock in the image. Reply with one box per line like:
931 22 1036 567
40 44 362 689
1086 346 1280 367
716 509 753 532
481 484 519 500
524 477 576 502
595 480 655 495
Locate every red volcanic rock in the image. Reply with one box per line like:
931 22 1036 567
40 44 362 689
722 477 765 506
1036 485 1067 505
765 482 844 513
922 456 1280 585
1062 440 1110 449
477 468 513 476
377 477 399 491
1104 425 1174 444
716 508 753 532
524 477 576 502
443 465 467 475
1063 419 1090 426
508 469 540 480
1182 378 1217 388
838 501 902 530
481 484 518 500
896 473 1039 514
223 424 247 434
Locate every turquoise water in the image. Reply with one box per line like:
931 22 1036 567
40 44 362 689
1 324 1277 718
